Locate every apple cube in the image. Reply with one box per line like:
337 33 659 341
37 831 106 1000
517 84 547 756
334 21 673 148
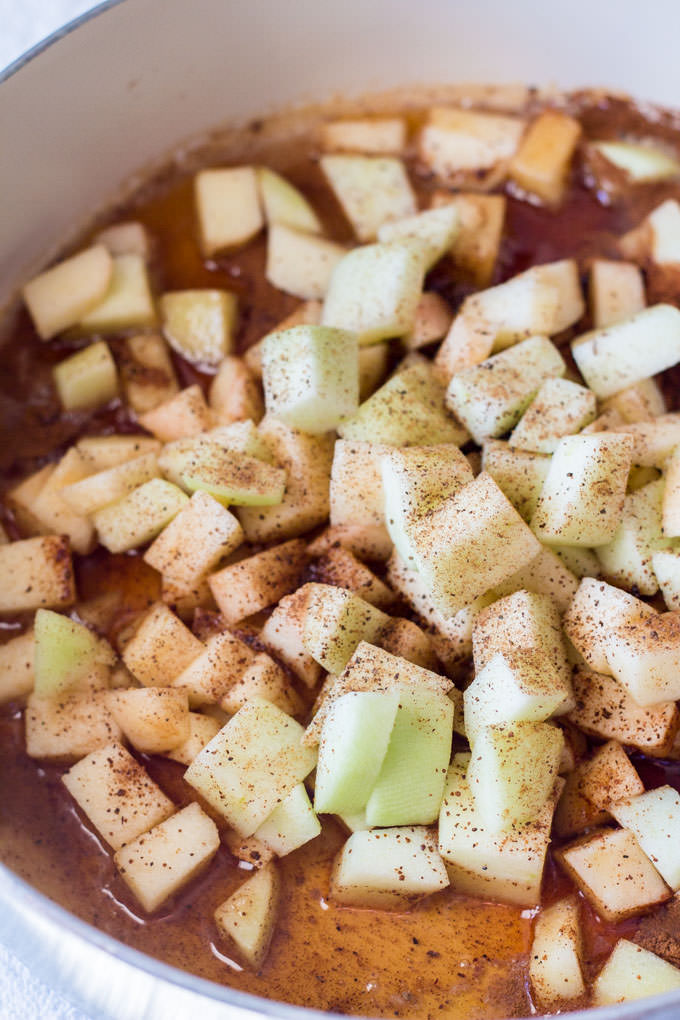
260 586 323 688
608 412 680 467
432 191 505 288
219 652 302 717
95 220 150 259
254 784 321 857
446 336 566 445
138 384 213 442
262 325 359 433
266 224 346 300
377 206 459 270
171 442 286 508
237 419 333 544
122 602 203 686
653 549 680 609
554 740 644 838
590 259 646 328
596 478 667 595
557 827 671 922
94 478 189 553
78 254 156 332
77 433 163 471
33 609 114 698
114 801 219 913
29 447 95 555
509 377 596 453
595 141 680 183
563 577 657 674
381 444 473 566
53 340 118 411
173 630 254 707
25 691 121 761
472 589 570 676
0 630 35 704
467 721 564 830
7 463 56 536
320 117 407 154
610 786 680 890
303 583 390 674
166 712 222 766
365 685 454 826
209 538 307 624
568 666 679 755
321 240 427 345
529 897 585 1009
572 304 680 398
258 167 321 233
603 377 665 425
594 939 680 1005
482 441 551 521
61 452 160 516
194 166 263 256
374 617 439 672
494 544 579 613
214 862 280 969
312 547 394 610
160 289 237 366
110 688 190 753
22 244 113 339
508 110 581 205
411 472 541 617
331 825 449 909
0 536 75 614
604 611 680 705
320 155 416 241
438 758 559 907
144 491 243 587
404 291 453 350
62 741 174 850
184 697 316 836
418 107 525 186
120 333 179 414
209 357 264 426
531 433 633 547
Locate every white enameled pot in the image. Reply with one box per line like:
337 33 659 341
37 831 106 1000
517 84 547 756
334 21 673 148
1 1 680 1017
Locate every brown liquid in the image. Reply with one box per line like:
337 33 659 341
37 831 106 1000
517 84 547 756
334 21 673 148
2 92 680 1019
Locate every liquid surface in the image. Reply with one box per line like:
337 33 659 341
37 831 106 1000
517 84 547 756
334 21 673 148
2 91 680 1020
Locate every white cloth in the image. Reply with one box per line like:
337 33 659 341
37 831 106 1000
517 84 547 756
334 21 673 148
0 942 89 1020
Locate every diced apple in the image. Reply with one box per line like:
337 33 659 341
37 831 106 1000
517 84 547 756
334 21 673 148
266 224 346 300
25 691 121 761
609 412 680 467
604 612 680 706
321 240 427 345
209 357 264 426
320 155 416 241
331 825 449 909
603 377 665 425
62 741 174 849
557 827 671 922
531 434 633 547
431 191 505 287
592 141 680 183
438 758 559 907
572 304 680 398
260 587 324 688
329 440 393 560
494 544 579 613
0 536 75 614
596 477 667 594
403 292 453 350
76 435 161 471
381 444 473 565
567 666 679 755
33 608 113 698
314 689 399 815
563 577 657 674
219 651 302 717
446 336 566 444
138 384 213 442
0 630 34 705
262 325 358 433
115 801 219 913
61 452 160 516
95 220 150 259
209 538 307 624
467 721 563 831
79 254 156 332
122 602 203 687
320 117 407 154
171 442 286 508
120 333 179 414
185 697 316 836
377 206 459 270
376 617 439 672
419 108 525 187
7 463 55 536
482 441 551 521
159 289 237 366
254 783 321 857
508 110 581 205
166 712 221 766
237 419 333 544
94 478 189 553
258 167 322 233
172 629 254 707
652 549 680 609
110 688 190 753
23 244 113 339
509 378 596 453
311 547 395 609
411 472 542 617
590 259 646 328
53 340 118 412
29 447 95 555
365 685 454 826
594 939 680 1005
529 897 585 1009
214 862 280 968
610 786 680 890
195 166 263 256
303 583 390 674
